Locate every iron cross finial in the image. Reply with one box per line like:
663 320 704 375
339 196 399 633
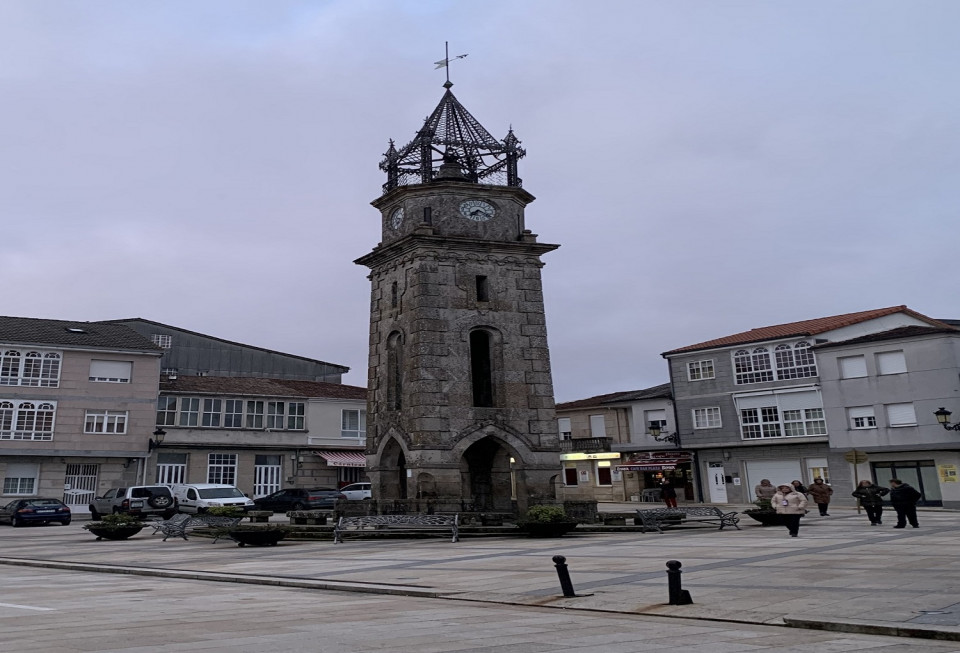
433 41 468 87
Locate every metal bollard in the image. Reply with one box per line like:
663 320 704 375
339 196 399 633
552 555 577 597
666 560 693 605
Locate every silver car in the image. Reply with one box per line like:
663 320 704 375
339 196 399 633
339 482 371 500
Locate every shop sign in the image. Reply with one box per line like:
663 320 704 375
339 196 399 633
939 464 958 483
559 452 621 461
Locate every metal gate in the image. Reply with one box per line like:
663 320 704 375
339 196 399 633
156 464 186 485
63 464 99 508
253 465 282 498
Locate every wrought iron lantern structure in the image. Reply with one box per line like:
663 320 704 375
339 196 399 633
648 422 681 446
934 408 960 431
148 427 166 452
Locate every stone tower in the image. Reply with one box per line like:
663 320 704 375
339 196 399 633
355 79 561 513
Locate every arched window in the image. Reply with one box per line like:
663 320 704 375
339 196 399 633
390 282 399 309
0 350 21 385
22 352 43 386
41 353 61 387
733 347 774 384
0 401 13 433
386 332 403 410
470 330 494 407
776 341 818 379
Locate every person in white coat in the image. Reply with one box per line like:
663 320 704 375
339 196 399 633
773 483 808 537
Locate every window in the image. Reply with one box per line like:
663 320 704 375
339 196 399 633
387 332 403 411
287 402 305 430
266 402 285 429
557 417 572 441
202 399 222 427
734 342 818 384
156 453 186 485
207 453 237 485
245 401 264 429
390 282 398 309
644 409 667 433
84 410 128 434
589 414 606 438
734 390 826 440
687 359 715 381
89 360 132 383
877 351 907 375
848 406 877 429
151 334 172 349
692 407 722 429
341 409 366 438
476 275 489 302
156 397 177 426
596 461 612 486
1 401 56 440
886 403 917 427
3 463 38 495
563 464 578 486
0 350 61 387
161 368 178 377
224 400 243 428
178 398 200 426
470 330 494 407
839 355 867 379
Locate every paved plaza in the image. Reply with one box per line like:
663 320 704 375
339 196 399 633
1 506 958 651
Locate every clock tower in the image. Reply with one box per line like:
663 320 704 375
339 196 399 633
355 79 561 513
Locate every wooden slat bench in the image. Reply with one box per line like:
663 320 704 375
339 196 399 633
333 514 459 544
636 507 741 534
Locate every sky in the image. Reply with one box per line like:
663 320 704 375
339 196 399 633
1 1 958 402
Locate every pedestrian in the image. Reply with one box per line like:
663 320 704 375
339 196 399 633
755 479 777 501
852 479 889 525
660 479 678 509
889 478 921 528
773 483 808 537
791 479 808 496
807 478 833 516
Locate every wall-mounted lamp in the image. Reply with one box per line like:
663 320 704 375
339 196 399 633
649 422 681 447
148 427 166 452
934 407 960 431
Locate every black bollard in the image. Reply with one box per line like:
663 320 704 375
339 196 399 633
552 555 577 597
666 560 693 605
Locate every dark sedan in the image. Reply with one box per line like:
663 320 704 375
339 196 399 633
0 498 72 526
253 488 344 512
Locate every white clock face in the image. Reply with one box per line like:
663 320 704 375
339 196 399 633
459 199 496 222
390 207 404 229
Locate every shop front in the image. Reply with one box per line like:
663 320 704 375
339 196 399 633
617 452 694 503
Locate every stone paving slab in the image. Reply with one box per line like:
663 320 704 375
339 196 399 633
1 506 958 642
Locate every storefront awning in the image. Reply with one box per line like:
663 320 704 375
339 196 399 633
314 450 367 468
616 459 684 471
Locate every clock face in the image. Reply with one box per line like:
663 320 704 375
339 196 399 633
459 199 496 222
390 207 404 230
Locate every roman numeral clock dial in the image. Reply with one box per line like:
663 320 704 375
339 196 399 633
459 199 496 222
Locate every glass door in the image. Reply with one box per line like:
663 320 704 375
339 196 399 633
871 460 941 506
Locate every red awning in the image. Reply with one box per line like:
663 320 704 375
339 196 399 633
315 450 366 468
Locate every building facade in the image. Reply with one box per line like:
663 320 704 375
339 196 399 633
0 317 162 511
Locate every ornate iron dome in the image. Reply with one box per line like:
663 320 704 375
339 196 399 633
380 84 525 193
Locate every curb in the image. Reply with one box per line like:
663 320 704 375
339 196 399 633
784 616 960 642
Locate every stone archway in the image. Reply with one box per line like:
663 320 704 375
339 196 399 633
460 436 517 511
379 437 408 500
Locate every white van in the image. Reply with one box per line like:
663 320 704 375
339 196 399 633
169 483 255 514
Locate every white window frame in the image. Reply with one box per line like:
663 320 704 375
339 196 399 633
839 355 868 379
341 409 366 439
557 417 572 441
224 399 244 428
735 389 826 440
266 401 286 430
885 402 917 427
89 360 133 383
207 453 237 485
84 410 128 434
287 402 305 430
179 397 200 427
692 406 722 429
202 399 222 427
151 334 172 349
848 406 877 430
687 359 715 381
876 350 907 375
245 401 264 429
1 400 56 441
0 349 62 388
3 462 39 495
733 341 818 385
589 414 606 438
156 396 177 426
156 463 185 485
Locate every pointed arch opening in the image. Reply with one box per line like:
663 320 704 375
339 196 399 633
460 435 517 511
386 331 403 411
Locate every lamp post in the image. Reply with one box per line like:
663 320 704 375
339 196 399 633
934 408 960 431
649 422 681 447
149 427 166 451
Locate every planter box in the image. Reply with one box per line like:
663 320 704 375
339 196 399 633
86 525 144 541
229 529 287 547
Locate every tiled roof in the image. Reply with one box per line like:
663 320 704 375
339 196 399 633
161 376 366 400
557 383 671 410
0 316 161 352
662 306 949 355
813 325 959 349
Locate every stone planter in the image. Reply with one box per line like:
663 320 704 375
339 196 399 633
229 529 287 547
86 525 144 541
518 521 579 538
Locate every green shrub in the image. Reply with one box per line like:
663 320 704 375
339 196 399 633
206 506 245 518
523 505 568 523
83 512 142 530
752 498 773 511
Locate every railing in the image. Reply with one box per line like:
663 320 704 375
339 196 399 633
559 437 612 452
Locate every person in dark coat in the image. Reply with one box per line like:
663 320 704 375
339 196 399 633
807 478 833 516
852 479 889 525
889 478 921 528
660 479 678 509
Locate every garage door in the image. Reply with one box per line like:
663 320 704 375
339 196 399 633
745 460 803 495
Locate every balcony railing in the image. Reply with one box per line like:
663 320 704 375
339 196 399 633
559 437 612 453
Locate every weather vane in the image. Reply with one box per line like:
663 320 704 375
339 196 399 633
434 41 468 86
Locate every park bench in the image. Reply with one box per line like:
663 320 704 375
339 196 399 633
636 506 741 534
333 513 459 544
152 513 243 542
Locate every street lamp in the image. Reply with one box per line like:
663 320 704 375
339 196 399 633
934 408 960 431
149 427 166 451
649 422 681 446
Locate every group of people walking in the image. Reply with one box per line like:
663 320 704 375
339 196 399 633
754 477 922 537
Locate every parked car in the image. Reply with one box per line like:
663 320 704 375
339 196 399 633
89 486 176 520
253 488 344 512
169 483 256 514
339 482 372 501
0 498 72 527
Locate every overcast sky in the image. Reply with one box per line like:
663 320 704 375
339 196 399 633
1 1 958 402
